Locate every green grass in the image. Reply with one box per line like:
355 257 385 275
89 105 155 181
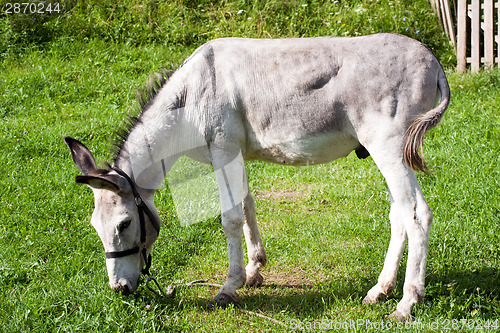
2 0 455 66
0 1 498 332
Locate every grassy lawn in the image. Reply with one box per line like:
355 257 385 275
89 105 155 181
1 1 499 332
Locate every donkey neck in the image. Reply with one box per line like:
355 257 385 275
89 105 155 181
113 78 208 191
113 108 180 190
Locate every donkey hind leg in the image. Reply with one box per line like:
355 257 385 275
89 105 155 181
207 145 249 307
242 191 267 287
363 190 408 304
363 143 433 320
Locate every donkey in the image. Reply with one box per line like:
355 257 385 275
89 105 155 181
65 33 449 320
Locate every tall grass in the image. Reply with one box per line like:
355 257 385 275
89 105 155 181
1 0 455 66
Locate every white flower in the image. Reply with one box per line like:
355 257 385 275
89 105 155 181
354 5 366 14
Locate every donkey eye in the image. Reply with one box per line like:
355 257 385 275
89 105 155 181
118 220 131 233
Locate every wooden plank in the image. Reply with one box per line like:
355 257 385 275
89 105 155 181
457 0 467 72
442 0 457 49
439 0 448 37
435 0 443 27
484 0 494 69
471 0 481 72
429 0 438 11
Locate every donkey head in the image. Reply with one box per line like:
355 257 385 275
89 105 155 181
64 137 160 294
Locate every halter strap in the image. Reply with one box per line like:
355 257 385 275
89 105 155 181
105 247 140 259
112 167 160 234
103 167 161 276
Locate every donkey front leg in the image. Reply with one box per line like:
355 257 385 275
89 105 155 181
242 191 267 287
209 206 247 307
208 144 248 307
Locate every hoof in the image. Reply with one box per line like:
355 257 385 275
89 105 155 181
362 293 386 305
387 310 414 322
245 272 264 287
205 293 239 310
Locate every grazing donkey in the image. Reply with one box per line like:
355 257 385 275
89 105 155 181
65 33 449 320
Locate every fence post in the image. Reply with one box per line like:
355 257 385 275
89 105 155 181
471 0 481 72
457 0 467 73
484 0 495 69
442 0 457 48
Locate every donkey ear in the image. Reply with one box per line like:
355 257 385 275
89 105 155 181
75 170 131 194
64 137 98 174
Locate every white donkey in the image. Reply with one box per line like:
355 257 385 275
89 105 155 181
65 33 449 320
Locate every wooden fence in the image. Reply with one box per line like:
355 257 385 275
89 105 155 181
457 0 500 72
430 0 457 49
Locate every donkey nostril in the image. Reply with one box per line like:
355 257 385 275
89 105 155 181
111 278 137 295
121 284 131 295
112 284 122 293
112 282 131 295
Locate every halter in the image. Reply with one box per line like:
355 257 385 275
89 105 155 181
104 167 161 276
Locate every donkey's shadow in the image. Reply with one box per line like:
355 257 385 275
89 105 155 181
423 268 499 314
238 268 499 319
139 222 495 318
132 266 498 320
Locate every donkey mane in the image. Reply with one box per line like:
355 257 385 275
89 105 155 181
111 67 176 161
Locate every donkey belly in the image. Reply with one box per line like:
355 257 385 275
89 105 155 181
246 132 359 166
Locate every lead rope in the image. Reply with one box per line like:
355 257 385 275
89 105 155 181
143 276 288 328
145 277 221 299
145 275 172 298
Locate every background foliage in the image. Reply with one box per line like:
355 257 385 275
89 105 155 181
1 0 456 66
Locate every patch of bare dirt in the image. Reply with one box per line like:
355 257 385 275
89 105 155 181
256 189 305 201
255 184 313 202
262 267 316 289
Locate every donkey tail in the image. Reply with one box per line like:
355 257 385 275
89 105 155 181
403 69 450 173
